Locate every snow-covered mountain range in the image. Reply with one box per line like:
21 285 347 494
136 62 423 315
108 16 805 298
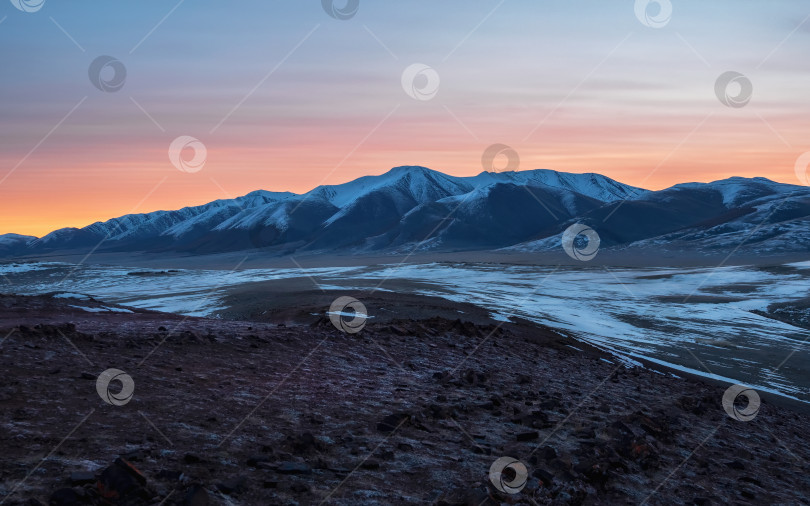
2 167 808 258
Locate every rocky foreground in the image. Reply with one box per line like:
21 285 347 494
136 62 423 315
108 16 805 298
0 294 808 505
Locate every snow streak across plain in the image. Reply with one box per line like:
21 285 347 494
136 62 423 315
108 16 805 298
2 260 809 403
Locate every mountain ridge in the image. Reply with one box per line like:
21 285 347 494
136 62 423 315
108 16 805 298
2 167 808 258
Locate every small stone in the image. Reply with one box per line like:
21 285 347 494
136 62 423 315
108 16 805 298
432 371 449 381
183 453 202 464
184 484 209 506
247 455 272 467
538 445 557 461
533 468 555 486
739 476 763 488
276 462 312 475
377 413 409 434
121 449 146 461
360 460 380 470
156 469 182 481
293 432 316 452
98 460 147 502
289 482 310 493
48 488 81 506
216 476 246 494
68 471 95 485
114 457 147 486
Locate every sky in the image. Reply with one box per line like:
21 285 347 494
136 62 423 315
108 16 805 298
1 0 809 237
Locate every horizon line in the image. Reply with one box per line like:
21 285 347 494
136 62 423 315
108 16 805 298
4 165 797 239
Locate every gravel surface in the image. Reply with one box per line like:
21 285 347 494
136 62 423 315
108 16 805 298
0 293 808 505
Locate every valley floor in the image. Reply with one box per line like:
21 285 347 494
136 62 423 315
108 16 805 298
0 293 808 505
11 248 810 270
3 259 809 404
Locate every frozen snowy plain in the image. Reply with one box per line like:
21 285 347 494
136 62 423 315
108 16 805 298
1 260 808 402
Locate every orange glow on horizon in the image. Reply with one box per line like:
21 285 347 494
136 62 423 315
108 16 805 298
3 96 805 237
2 141 802 238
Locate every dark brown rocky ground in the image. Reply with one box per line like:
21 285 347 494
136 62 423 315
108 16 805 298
0 293 808 505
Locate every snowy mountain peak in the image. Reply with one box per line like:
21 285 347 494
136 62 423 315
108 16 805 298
307 165 469 209
668 176 802 207
243 189 297 200
467 169 647 202
385 165 434 175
